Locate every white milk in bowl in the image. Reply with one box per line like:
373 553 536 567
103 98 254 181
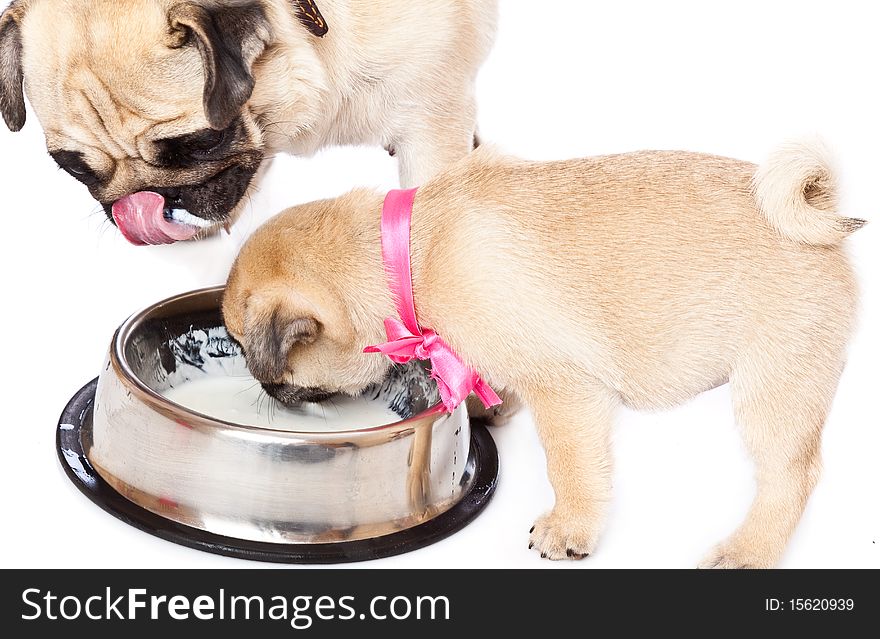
161 375 400 432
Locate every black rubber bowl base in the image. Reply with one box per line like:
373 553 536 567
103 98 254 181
57 378 498 564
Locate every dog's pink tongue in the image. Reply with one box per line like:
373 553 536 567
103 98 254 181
111 192 199 246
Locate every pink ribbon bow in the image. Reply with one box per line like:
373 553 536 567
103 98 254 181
364 188 502 413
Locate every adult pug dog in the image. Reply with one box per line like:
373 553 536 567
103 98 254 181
222 142 863 566
0 0 496 245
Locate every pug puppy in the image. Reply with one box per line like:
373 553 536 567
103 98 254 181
222 141 863 567
0 0 496 244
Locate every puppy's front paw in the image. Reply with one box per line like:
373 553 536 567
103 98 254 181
698 539 777 569
528 510 599 561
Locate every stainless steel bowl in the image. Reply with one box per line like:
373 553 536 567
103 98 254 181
87 286 477 546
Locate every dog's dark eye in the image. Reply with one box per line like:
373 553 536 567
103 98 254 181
50 150 101 187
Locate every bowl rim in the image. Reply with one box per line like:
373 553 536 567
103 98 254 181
109 286 449 440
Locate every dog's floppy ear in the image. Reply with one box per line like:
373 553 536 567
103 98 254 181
0 1 27 132
169 1 271 130
292 0 328 37
244 306 320 381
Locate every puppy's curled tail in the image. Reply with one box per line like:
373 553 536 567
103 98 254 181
752 139 865 246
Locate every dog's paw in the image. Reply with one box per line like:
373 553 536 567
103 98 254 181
528 510 599 561
698 539 776 569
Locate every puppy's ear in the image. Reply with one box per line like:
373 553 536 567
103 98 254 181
169 1 271 130
292 0 328 37
0 2 27 132
244 307 320 381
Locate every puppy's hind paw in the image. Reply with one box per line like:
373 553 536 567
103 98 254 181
529 510 599 561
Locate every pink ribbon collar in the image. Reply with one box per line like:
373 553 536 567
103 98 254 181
364 188 502 413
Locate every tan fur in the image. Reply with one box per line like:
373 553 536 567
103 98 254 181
3 0 495 204
224 142 862 567
753 138 866 245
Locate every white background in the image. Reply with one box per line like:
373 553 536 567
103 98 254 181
1 0 877 569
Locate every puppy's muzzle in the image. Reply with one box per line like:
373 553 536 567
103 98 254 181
261 383 335 406
103 159 260 246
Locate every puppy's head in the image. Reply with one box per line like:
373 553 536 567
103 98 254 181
0 0 327 245
222 193 393 406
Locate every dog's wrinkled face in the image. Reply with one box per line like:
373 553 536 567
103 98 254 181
0 0 275 245
222 201 393 407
